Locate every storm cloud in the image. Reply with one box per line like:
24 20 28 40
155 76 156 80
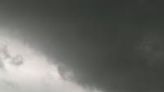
0 0 164 92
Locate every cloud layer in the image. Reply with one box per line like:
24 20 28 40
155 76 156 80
0 34 101 92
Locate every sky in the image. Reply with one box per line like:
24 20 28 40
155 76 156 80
0 0 164 92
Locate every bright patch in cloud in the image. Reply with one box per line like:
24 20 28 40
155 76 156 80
0 33 102 92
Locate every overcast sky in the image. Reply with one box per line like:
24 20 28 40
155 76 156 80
0 0 164 92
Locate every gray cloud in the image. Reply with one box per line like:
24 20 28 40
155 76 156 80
0 1 164 92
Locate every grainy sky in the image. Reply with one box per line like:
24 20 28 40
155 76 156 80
0 0 164 92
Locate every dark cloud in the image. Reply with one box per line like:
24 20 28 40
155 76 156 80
0 0 164 92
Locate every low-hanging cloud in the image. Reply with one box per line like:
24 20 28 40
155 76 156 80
0 33 102 92
47 31 164 92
